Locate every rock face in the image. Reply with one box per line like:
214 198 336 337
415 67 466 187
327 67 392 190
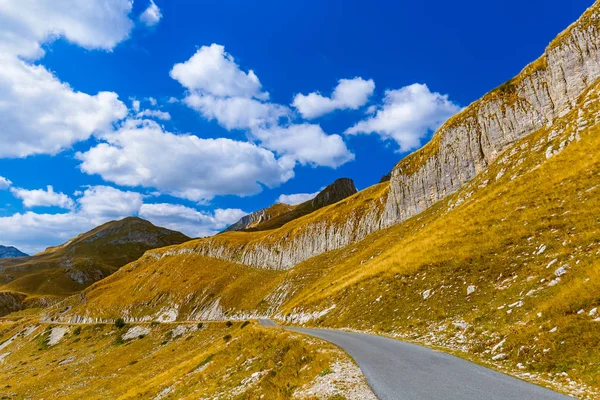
225 178 358 232
158 3 600 272
0 246 28 259
224 204 294 232
381 3 600 227
310 178 357 209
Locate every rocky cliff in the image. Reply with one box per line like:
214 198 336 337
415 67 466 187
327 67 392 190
152 2 600 272
225 178 358 233
381 3 600 225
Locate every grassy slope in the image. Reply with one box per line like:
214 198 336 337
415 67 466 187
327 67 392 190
0 320 370 399
274 82 600 398
52 79 600 398
0 218 189 311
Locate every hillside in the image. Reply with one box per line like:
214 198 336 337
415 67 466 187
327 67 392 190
0 319 374 399
0 246 28 259
0 217 189 316
2 2 600 399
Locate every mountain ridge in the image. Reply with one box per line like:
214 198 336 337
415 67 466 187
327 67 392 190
0 245 28 259
0 216 189 316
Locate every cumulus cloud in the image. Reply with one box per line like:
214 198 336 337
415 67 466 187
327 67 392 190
345 83 461 152
0 1 132 158
0 56 128 158
139 203 246 238
171 44 268 100
77 119 295 202
0 176 12 190
0 0 133 60
277 191 320 206
137 109 171 120
0 184 243 254
139 0 162 27
293 77 375 119
171 44 353 168
0 185 143 254
77 185 143 222
10 185 75 209
184 94 288 131
253 124 354 168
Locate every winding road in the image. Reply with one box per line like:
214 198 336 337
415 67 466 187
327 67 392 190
259 319 570 400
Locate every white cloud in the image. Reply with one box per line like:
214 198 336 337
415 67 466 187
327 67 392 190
10 185 75 209
171 44 268 100
77 119 295 202
0 212 95 255
77 185 143 222
172 44 353 168
277 191 319 206
0 1 132 159
0 0 134 60
140 0 163 27
137 109 171 120
0 176 12 190
184 94 288 130
0 184 248 254
132 99 141 112
0 55 128 158
293 77 375 119
0 185 144 254
345 83 461 152
253 124 354 168
147 97 158 106
139 203 246 238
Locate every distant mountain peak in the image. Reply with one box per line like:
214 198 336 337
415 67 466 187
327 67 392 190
0 245 28 259
226 178 358 232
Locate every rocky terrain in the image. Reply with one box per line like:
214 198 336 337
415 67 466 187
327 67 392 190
0 246 27 259
225 177 358 232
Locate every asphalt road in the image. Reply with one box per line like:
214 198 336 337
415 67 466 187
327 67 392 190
259 319 571 400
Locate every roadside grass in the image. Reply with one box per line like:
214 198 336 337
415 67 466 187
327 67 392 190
0 321 341 399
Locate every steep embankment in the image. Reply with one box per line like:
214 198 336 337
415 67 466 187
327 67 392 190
0 217 189 316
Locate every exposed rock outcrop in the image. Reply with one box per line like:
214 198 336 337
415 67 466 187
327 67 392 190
382 3 600 226
157 3 600 272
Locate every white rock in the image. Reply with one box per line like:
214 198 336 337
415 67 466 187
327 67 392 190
589 308 598 317
549 327 558 333
467 285 477 296
554 265 568 277
546 259 558 269
492 353 507 361
48 327 68 346
536 244 547 255
122 326 150 341
422 290 433 300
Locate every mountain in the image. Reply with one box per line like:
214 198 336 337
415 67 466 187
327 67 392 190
225 178 358 232
0 246 28 259
3 3 600 399
0 217 189 316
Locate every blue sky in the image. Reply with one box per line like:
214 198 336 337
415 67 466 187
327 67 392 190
0 0 593 254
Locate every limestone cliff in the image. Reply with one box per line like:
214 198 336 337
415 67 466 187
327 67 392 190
382 3 600 225
153 2 600 272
